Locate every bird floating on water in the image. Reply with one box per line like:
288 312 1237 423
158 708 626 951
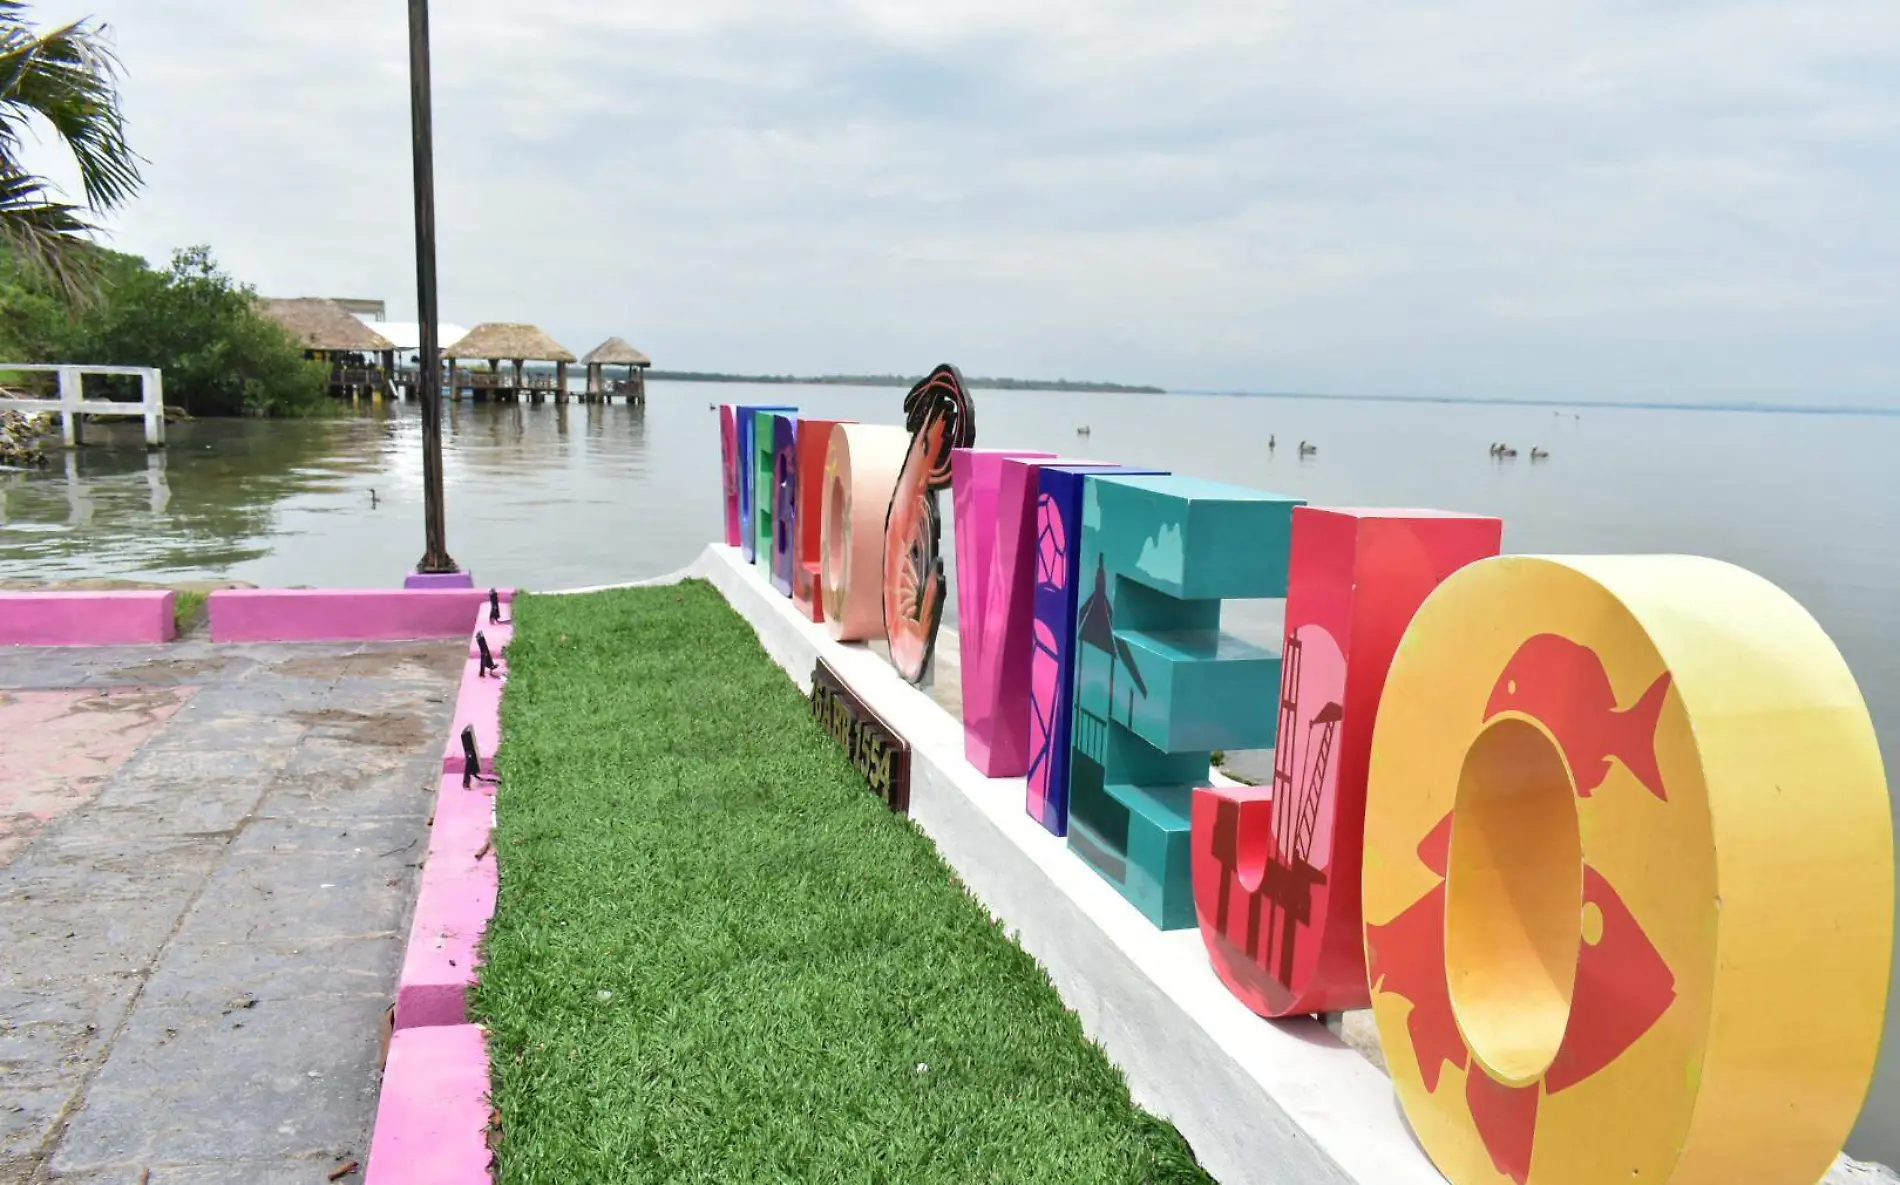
1077 425 1091 436
1531 448 1549 460
1298 440 1317 455
1268 434 1276 450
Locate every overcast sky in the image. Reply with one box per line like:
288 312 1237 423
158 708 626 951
20 1 1900 402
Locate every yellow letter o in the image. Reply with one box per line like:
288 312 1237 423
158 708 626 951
1363 554 1890 1185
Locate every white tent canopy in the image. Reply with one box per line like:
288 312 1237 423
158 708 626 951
351 321 470 353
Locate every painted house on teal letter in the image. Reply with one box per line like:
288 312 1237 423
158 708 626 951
1067 474 1303 930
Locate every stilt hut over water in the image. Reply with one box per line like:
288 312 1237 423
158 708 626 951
580 337 652 403
371 322 468 397
441 323 576 402
257 297 397 396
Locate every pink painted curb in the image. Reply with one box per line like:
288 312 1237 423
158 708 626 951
0 590 176 647
365 1024 493 1185
442 655 504 774
207 588 516 643
432 769 500 835
396 776 497 1030
403 609 507 1028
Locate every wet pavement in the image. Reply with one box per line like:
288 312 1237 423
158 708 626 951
0 639 461 1184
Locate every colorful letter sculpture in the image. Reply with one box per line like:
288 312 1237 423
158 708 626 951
950 449 1059 776
754 409 797 574
791 418 852 622
1025 464 1166 835
769 415 798 595
1363 555 1892 1185
1065 475 1301 930
882 364 977 684
736 405 794 563
719 405 741 548
819 423 910 641
1192 508 1503 1017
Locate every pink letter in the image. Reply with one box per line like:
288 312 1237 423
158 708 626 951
719 405 741 547
949 450 1070 776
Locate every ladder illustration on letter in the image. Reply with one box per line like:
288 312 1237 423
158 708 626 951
1265 632 1338 988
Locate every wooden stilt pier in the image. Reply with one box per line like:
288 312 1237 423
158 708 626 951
383 327 655 406
580 337 651 406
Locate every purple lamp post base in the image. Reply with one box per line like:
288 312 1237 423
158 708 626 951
404 570 475 590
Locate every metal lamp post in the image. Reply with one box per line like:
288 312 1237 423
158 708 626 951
408 0 457 574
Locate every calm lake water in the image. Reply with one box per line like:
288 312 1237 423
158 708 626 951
4 381 1899 1162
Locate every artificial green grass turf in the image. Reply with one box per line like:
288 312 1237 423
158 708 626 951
473 581 1212 1185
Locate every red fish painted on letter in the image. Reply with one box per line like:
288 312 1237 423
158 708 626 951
1369 815 1677 1183
1365 814 1466 1093
1467 1069 1539 1184
1484 634 1672 800
1544 866 1677 1093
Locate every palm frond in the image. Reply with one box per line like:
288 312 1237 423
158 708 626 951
0 5 140 212
0 166 102 306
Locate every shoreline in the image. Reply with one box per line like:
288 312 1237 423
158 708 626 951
646 370 1165 393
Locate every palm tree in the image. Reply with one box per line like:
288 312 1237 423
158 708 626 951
0 1 139 302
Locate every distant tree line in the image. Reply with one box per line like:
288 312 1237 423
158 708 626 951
645 370 1165 394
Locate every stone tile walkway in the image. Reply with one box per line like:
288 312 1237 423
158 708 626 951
0 639 461 1184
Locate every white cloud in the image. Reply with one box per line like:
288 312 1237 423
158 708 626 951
16 0 1900 401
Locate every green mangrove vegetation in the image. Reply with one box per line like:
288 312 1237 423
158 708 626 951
0 244 332 416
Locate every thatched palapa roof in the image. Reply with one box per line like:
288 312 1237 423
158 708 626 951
258 298 395 352
581 337 652 367
443 323 575 363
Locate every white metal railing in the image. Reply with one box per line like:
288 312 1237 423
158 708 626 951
0 364 165 448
